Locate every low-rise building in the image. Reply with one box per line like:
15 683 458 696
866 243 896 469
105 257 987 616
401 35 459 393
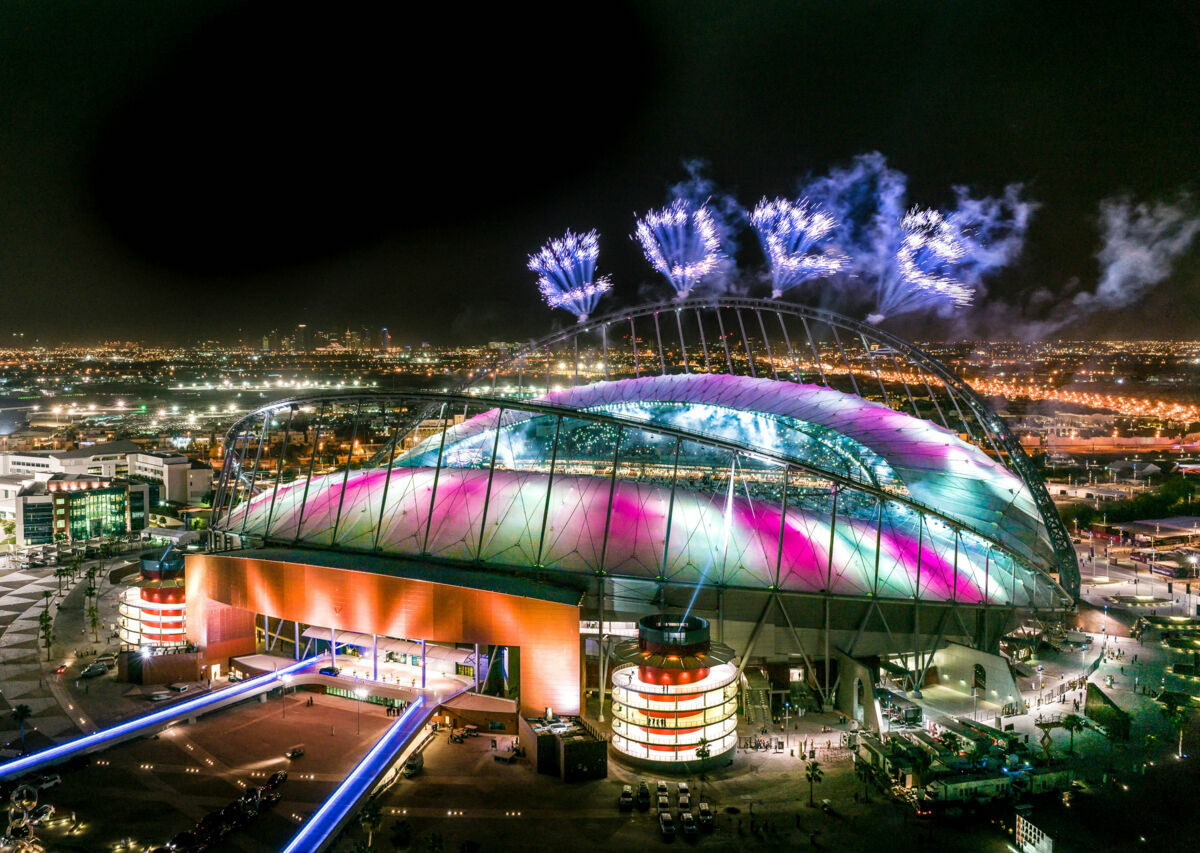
0 441 211 506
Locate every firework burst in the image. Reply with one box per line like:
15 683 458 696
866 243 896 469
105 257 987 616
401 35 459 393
528 229 612 322
750 197 847 298
633 199 722 298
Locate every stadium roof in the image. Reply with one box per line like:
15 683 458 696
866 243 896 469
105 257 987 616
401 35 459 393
223 376 1065 609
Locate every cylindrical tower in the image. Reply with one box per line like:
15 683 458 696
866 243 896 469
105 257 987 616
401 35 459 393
118 549 187 648
610 615 738 769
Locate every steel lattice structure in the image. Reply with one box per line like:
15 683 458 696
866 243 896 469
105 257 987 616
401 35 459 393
208 298 1076 705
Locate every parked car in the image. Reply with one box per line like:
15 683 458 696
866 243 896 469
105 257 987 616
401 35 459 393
265 771 288 791
168 682 190 693
656 780 668 796
697 802 714 829
95 655 116 669
402 753 424 777
678 793 690 811
657 795 670 813
677 781 689 796
285 745 306 760
619 784 634 810
680 812 698 838
148 690 172 702
33 775 60 791
318 665 340 677
636 782 651 810
81 663 107 678
658 812 676 839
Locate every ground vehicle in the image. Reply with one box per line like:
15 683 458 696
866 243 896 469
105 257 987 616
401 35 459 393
697 802 714 829
658 812 676 838
148 690 172 702
657 780 668 796
28 804 54 825
259 790 281 808
318 665 340 676
285 745 305 760
820 798 833 814
677 781 689 795
265 771 287 791
636 782 651 810
33 775 60 790
680 812 698 837
227 670 243 682
54 664 67 674
95 655 116 669
402 752 424 778
81 663 107 678
657 795 670 813
168 682 190 693
619 785 634 810
678 793 690 811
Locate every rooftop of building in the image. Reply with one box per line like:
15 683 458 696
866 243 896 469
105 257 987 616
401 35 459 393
54 439 140 459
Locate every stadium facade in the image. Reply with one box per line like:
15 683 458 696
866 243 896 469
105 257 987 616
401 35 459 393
192 297 1076 729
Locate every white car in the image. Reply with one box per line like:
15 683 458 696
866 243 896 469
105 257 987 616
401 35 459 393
34 775 60 790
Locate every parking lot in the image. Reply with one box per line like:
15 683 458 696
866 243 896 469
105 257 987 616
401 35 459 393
11 689 390 852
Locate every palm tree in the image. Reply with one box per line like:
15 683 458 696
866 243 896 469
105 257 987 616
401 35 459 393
1165 703 1192 760
11 705 32 753
853 757 872 801
805 759 824 806
359 800 383 849
1062 714 1086 755
88 604 101 643
54 566 68 595
39 608 55 660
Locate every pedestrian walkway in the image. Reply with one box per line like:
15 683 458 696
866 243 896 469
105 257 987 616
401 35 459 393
0 566 81 748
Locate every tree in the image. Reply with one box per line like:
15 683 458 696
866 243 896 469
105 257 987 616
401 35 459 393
11 705 32 753
1062 714 1086 755
805 759 824 807
359 800 383 849
425 832 443 853
54 566 68 595
853 757 872 802
693 736 711 801
389 819 413 852
1164 702 1192 760
38 608 54 661
88 604 101 643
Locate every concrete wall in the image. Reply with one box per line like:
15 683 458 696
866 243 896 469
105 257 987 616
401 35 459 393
834 651 885 732
930 642 1022 710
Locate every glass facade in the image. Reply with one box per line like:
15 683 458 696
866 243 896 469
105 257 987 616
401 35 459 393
53 485 129 542
610 662 739 764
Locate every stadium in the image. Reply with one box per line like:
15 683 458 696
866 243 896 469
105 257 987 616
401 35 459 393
193 297 1077 739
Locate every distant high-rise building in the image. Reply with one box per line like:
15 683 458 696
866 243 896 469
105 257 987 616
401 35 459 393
381 327 390 352
296 324 309 353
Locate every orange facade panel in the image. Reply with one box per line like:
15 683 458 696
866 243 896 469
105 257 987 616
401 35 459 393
185 553 581 716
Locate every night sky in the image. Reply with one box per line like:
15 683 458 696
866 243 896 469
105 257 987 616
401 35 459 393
3 1 1200 345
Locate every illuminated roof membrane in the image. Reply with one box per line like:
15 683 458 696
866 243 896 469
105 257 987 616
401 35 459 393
224 375 1064 608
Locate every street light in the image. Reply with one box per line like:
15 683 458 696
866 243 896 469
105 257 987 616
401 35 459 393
355 686 367 734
